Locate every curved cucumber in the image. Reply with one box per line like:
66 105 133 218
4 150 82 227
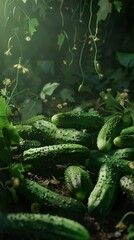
87 164 118 217
4 213 90 240
97 115 123 152
17 178 86 219
64 165 93 201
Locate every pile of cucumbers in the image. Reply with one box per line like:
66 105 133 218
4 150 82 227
3 109 134 239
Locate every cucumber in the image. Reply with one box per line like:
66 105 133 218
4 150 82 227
64 166 93 202
4 213 90 240
120 126 134 136
54 128 92 147
51 111 104 131
89 148 134 161
114 135 134 148
15 125 34 140
32 120 57 145
85 152 134 176
17 178 86 219
16 139 42 152
97 115 123 152
32 120 92 147
87 163 118 217
120 175 134 206
23 144 90 173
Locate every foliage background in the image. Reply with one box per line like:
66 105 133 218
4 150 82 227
0 0 134 119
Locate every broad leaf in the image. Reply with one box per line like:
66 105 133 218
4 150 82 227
40 82 59 100
97 0 112 22
113 1 123 13
116 52 134 67
28 18 39 36
60 88 75 102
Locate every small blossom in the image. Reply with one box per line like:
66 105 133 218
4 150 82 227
4 46 13 56
3 78 11 86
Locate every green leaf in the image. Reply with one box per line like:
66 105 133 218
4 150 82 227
113 1 123 13
22 0 27 3
100 91 122 112
0 97 12 117
9 163 25 179
40 82 59 100
116 52 134 67
2 122 22 145
97 0 112 22
57 32 65 50
60 88 75 103
28 18 39 36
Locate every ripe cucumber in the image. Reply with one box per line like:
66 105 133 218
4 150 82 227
51 111 104 131
4 213 90 240
17 178 86 219
23 144 90 173
87 163 118 217
97 115 123 152
120 175 134 206
113 135 134 148
64 165 93 201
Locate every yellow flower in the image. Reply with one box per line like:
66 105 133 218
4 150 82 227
14 63 29 74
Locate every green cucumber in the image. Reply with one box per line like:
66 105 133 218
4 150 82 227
4 213 90 240
17 178 86 219
89 148 134 161
17 139 42 152
32 120 57 144
23 144 90 173
120 175 134 206
120 126 134 136
54 128 92 147
51 111 104 131
15 125 34 140
97 115 123 152
114 135 134 148
64 166 93 201
87 163 118 217
85 152 134 176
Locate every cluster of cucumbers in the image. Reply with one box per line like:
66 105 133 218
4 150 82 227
3 109 134 239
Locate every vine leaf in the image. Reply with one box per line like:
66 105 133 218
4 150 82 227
113 1 123 13
116 52 134 68
40 82 59 100
28 18 39 36
57 32 65 50
97 0 112 22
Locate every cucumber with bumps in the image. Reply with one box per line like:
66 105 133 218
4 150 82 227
4 213 90 240
64 165 93 201
97 115 123 152
51 111 104 131
17 178 86 219
120 175 134 206
23 144 90 172
87 163 118 217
